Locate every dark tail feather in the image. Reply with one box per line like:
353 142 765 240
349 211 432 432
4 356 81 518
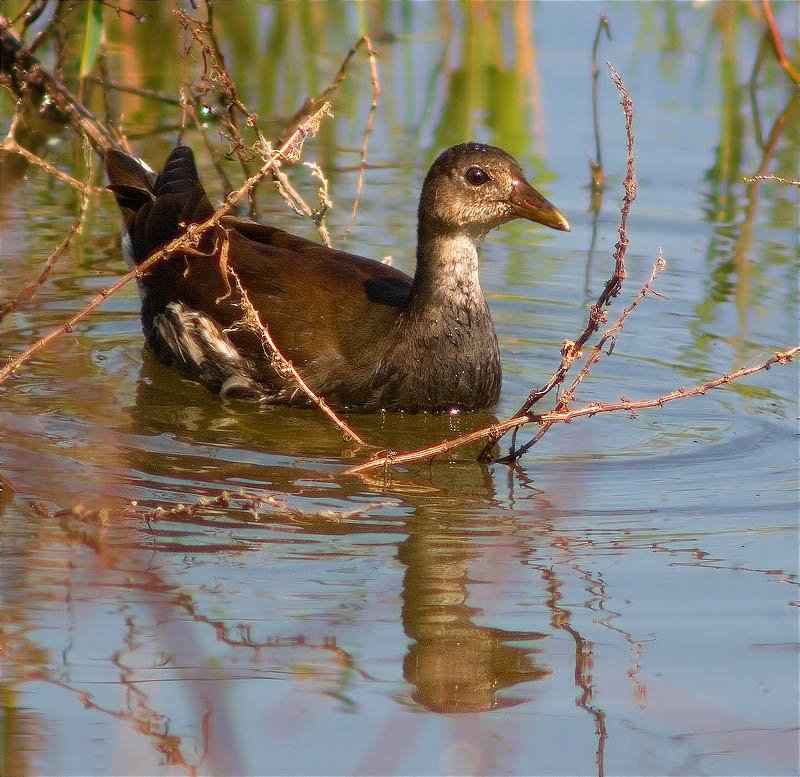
107 146 215 264
106 148 156 212
154 146 202 197
106 145 203 210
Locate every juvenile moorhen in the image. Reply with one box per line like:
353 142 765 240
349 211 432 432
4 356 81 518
106 143 569 412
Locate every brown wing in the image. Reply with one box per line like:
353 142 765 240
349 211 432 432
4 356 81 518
163 220 410 371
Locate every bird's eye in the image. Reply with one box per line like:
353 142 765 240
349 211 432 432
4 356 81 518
465 166 490 186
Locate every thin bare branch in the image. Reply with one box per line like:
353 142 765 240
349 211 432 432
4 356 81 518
282 34 377 137
97 1 147 23
0 135 105 194
344 346 799 475
226 263 365 446
343 35 381 240
11 1 47 32
178 85 237 195
344 415 528 476
269 157 333 247
1 138 95 322
743 173 800 187
305 161 333 246
494 253 667 463
479 61 637 462
175 1 262 213
85 75 182 106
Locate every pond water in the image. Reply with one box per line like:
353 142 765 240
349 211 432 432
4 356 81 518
1 2 798 775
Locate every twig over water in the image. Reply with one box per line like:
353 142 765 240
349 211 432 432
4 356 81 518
343 63 797 476
343 345 799 475
493 252 667 464
1 138 95 322
0 15 120 152
477 62 637 463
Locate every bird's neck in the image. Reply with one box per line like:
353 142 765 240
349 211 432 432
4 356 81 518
408 224 487 314
382 223 500 411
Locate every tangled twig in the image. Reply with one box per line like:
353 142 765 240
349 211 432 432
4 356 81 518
0 103 333 385
493 252 667 463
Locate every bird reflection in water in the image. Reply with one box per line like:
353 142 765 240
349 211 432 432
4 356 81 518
398 513 550 714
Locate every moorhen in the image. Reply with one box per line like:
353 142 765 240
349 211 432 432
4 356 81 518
106 143 569 413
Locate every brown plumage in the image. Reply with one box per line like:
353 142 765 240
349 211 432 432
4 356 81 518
106 143 569 412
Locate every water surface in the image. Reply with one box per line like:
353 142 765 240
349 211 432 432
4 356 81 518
1 2 798 775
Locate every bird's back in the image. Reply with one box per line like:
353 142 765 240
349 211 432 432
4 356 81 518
107 146 414 407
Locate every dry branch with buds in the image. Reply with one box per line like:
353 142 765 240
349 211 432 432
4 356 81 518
477 61 637 463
